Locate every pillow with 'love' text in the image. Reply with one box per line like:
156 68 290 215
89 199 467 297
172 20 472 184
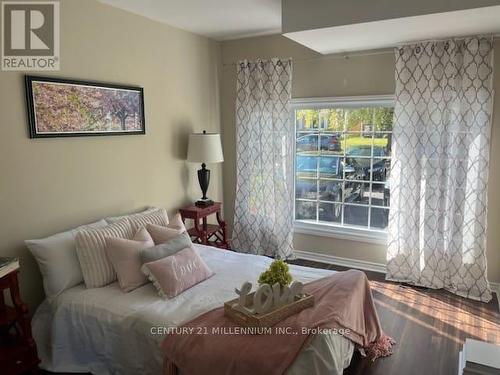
141 247 214 298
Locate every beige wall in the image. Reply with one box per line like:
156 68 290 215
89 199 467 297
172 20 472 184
0 0 222 309
220 34 500 284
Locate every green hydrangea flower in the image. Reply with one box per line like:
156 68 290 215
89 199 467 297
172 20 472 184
258 259 292 287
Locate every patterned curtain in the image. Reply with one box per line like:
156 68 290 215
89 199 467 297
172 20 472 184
387 37 494 302
232 58 294 259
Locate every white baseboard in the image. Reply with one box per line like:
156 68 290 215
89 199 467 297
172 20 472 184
294 249 500 310
293 250 386 274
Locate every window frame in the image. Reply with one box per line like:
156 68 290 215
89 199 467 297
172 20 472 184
290 95 395 244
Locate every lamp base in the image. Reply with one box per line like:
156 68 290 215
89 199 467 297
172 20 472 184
195 198 214 207
196 163 213 207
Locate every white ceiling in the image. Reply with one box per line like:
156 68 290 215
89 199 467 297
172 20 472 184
98 1 500 53
98 0 282 41
284 6 500 55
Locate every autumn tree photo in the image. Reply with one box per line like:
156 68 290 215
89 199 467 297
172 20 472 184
32 81 143 134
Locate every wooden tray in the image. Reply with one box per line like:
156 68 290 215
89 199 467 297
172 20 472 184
224 292 314 328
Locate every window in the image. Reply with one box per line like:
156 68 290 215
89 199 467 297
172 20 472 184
292 96 394 240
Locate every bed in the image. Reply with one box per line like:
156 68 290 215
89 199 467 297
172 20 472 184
32 244 354 375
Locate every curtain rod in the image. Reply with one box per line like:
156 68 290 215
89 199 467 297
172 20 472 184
221 48 394 67
398 34 497 47
222 34 500 68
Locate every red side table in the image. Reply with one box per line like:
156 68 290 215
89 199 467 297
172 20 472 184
179 202 230 249
0 269 40 374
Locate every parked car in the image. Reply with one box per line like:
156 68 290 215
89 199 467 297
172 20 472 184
346 146 388 181
296 154 345 178
296 134 341 152
346 145 387 157
295 155 365 220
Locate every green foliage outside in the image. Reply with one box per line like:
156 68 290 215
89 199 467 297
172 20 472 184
295 107 393 155
296 107 394 132
297 136 389 156
258 259 293 287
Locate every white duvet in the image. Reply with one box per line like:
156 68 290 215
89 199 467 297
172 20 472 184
32 244 353 375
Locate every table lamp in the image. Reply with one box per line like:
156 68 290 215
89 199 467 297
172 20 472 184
187 130 224 207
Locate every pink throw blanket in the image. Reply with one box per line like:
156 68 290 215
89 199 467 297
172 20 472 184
161 270 395 375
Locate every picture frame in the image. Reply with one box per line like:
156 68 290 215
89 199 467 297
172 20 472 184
25 75 146 138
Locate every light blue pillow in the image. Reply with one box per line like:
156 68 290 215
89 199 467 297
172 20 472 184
140 232 192 264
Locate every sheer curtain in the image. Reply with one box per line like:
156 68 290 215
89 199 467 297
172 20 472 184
387 37 494 302
231 58 294 259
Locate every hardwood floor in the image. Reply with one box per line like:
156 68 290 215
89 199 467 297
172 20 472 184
289 259 500 375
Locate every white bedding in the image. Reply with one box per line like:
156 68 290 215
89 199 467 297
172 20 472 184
32 244 353 374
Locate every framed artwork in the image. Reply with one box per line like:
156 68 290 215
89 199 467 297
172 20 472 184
25 75 145 138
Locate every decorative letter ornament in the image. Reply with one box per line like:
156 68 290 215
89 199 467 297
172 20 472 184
232 281 304 315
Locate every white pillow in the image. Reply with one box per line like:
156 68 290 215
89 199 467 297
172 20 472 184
25 219 108 300
75 219 134 288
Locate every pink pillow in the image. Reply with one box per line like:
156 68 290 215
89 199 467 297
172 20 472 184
105 227 154 292
146 213 187 245
141 247 214 298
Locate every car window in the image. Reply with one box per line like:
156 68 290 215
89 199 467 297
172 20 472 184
347 147 371 157
319 156 339 175
296 156 317 171
373 147 386 157
346 146 387 157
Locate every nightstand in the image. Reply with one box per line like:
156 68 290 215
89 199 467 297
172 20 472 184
0 269 40 374
179 202 230 249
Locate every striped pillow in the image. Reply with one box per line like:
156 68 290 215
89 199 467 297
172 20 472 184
105 207 159 224
127 208 169 232
76 219 134 288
